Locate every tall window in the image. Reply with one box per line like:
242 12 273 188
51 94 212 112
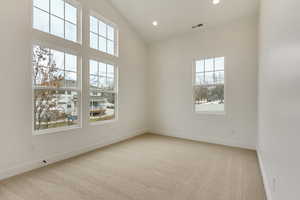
90 15 118 56
32 0 81 134
194 57 225 113
33 0 79 42
32 45 80 132
89 60 117 123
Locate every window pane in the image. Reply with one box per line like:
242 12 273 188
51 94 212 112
107 25 114 41
51 15 64 38
34 89 79 131
98 20 107 37
205 72 215 84
107 64 114 78
90 60 98 75
52 70 65 87
215 57 224 71
107 40 114 55
65 3 77 24
33 8 49 32
34 0 50 12
205 58 214 72
99 36 107 52
65 72 77 87
33 47 67 87
51 50 64 70
34 71 43 85
33 45 51 69
65 22 77 42
99 77 106 89
33 66 50 86
90 75 98 88
89 92 115 122
51 0 64 18
99 62 106 77
65 53 77 72
215 71 224 84
194 85 224 112
195 73 204 85
90 33 98 49
90 16 98 33
196 60 204 72
107 78 114 90
106 65 114 90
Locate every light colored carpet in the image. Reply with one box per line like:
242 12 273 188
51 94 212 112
0 134 266 200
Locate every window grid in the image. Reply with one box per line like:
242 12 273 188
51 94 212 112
89 61 116 92
89 60 117 123
33 0 78 42
33 48 78 90
32 45 81 132
90 16 117 56
32 48 79 87
195 57 224 85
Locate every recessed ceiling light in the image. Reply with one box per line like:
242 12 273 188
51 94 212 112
152 21 158 26
212 0 220 5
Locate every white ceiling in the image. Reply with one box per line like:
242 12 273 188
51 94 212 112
109 0 259 43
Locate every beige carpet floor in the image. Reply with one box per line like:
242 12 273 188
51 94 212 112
0 134 266 200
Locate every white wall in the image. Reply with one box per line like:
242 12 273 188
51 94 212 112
0 0 148 179
258 0 300 199
148 16 258 149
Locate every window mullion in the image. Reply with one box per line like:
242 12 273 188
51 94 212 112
204 59 206 83
63 0 66 39
97 62 100 89
49 0 51 33
97 21 100 50
105 64 108 88
213 58 216 83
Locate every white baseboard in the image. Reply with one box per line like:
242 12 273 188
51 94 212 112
0 129 147 181
257 148 272 200
151 130 256 150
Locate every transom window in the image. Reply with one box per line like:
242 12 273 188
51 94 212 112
33 0 79 42
32 45 81 132
194 57 225 113
90 16 117 56
89 60 117 123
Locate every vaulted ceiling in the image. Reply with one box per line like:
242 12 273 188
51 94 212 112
109 0 259 43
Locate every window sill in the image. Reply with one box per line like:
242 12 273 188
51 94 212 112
195 111 226 116
33 125 81 136
89 119 117 126
32 29 82 46
89 46 119 58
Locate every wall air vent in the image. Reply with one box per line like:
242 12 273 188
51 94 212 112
192 24 204 29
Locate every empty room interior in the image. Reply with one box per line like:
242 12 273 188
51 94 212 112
0 0 299 199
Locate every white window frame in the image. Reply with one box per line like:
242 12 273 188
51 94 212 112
192 57 227 116
88 58 118 126
89 10 119 57
32 0 82 44
31 43 82 135
31 0 82 135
